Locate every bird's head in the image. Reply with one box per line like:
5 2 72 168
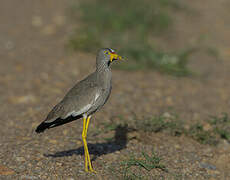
96 48 123 67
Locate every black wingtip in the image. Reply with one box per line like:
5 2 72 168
35 122 50 133
35 115 83 133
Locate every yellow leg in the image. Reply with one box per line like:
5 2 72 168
82 116 88 172
82 116 96 173
85 116 96 173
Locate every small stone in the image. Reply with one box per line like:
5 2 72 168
184 124 190 130
209 178 218 180
76 140 82 145
49 139 58 144
57 60 65 66
56 162 63 166
37 161 43 166
207 169 220 176
154 90 162 98
8 95 37 104
162 112 171 118
63 129 68 135
5 41 14 50
54 81 65 88
0 165 15 175
32 16 43 27
18 165 26 171
217 139 230 152
66 178 74 180
53 15 65 26
15 64 23 72
21 175 38 180
16 156 26 162
203 123 212 131
72 69 79 76
165 97 173 105
41 25 56 35
128 131 139 140
41 72 49 80
200 162 216 170
174 144 181 149
21 136 31 141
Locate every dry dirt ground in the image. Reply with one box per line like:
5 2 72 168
1 0 230 179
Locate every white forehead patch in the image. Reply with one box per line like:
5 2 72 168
109 48 115 53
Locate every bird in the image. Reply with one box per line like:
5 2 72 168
35 48 123 173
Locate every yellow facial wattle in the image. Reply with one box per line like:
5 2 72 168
109 53 122 62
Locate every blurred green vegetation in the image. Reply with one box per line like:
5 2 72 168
209 113 230 141
93 113 230 146
69 0 194 76
135 113 184 136
187 123 218 145
134 113 230 145
184 113 230 145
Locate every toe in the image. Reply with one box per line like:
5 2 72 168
89 169 97 173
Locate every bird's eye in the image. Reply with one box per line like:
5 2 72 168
105 51 109 55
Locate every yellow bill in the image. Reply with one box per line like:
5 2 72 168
110 52 123 62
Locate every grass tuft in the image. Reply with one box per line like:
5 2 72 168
210 113 230 141
187 123 218 145
121 151 167 179
135 113 184 136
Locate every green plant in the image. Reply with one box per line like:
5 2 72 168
186 123 218 145
134 113 230 145
69 0 193 76
121 151 167 179
135 113 184 136
185 113 230 145
210 113 230 141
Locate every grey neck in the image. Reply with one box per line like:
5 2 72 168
96 62 111 73
96 62 112 87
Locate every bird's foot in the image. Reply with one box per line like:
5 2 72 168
89 168 97 173
85 167 96 173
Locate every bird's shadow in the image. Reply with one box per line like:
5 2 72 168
44 124 131 161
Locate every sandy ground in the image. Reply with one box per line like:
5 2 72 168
1 0 230 179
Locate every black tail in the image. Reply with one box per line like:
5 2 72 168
35 122 52 133
35 115 83 133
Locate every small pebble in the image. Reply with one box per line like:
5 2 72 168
32 16 43 27
41 25 56 35
200 162 216 170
